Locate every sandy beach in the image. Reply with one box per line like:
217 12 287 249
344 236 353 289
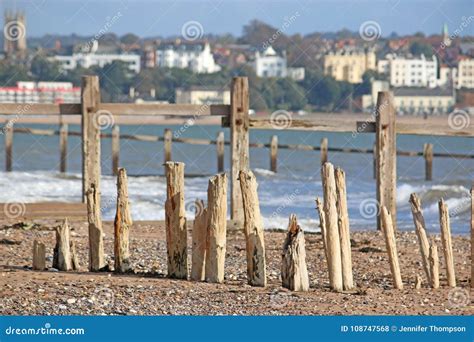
0 219 472 316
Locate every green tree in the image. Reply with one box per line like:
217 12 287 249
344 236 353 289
93 61 134 101
409 41 434 57
31 56 63 81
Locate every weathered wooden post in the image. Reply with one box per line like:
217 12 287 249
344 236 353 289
112 125 120 176
320 138 328 166
429 243 439 289
5 120 13 172
191 199 207 281
270 135 278 172
372 143 376 179
315 198 328 263
59 122 68 173
86 183 106 271
32 240 46 271
423 143 433 181
239 170 267 287
409 193 431 283
216 131 225 173
281 214 309 291
438 199 456 287
53 218 72 271
415 274 422 289
471 185 474 289
164 162 187 279
230 77 249 222
205 173 227 283
114 168 132 273
375 91 396 230
322 162 343 292
81 75 101 203
334 167 354 290
381 206 403 289
164 129 172 163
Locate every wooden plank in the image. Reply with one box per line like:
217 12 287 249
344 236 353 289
100 103 230 116
229 77 249 222
375 92 396 231
0 103 81 115
0 202 86 219
81 76 101 203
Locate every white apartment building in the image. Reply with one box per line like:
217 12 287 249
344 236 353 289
378 54 439 88
0 81 80 103
53 53 141 73
155 42 221 74
252 46 287 78
456 58 474 89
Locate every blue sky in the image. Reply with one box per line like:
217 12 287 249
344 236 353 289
1 0 472 38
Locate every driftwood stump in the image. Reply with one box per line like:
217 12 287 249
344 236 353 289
32 240 46 271
86 183 106 271
438 199 456 287
409 193 431 283
205 173 227 283
164 162 187 279
191 199 208 281
114 168 132 273
334 167 354 290
415 274 422 289
315 198 328 264
322 162 343 292
281 215 309 292
381 206 403 289
239 170 267 287
53 218 72 271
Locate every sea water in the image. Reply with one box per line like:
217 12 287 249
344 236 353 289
0 123 472 234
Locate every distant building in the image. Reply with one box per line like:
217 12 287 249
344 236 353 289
53 52 141 73
252 46 287 78
3 10 27 58
0 81 80 104
456 57 474 89
175 86 230 105
361 80 455 115
378 53 439 88
287 67 305 81
155 41 221 74
324 48 376 83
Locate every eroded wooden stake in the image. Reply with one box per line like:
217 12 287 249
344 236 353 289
53 218 72 271
409 193 431 284
334 167 354 290
164 129 172 163
86 183 106 271
381 206 403 289
205 173 227 283
270 135 278 172
429 243 439 289
112 125 120 176
164 161 187 279
60 123 68 173
438 199 456 287
423 143 433 181
239 170 267 287
32 240 46 271
415 274 422 289
5 120 13 172
216 131 224 173
114 168 132 273
322 162 343 292
191 199 208 281
320 138 328 166
281 214 309 291
315 197 328 264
